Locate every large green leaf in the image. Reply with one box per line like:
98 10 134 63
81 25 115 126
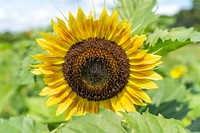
24 97 65 123
187 118 200 132
51 109 127 133
147 78 188 107
52 109 190 133
147 100 189 120
117 0 157 34
182 95 200 128
146 27 200 55
0 116 49 133
123 111 188 133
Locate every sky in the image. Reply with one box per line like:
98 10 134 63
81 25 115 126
0 0 192 33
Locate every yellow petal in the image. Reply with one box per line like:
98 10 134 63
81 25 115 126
129 54 161 65
111 96 125 112
130 61 162 72
51 19 61 37
39 82 68 96
110 20 128 42
32 54 64 64
45 89 71 107
125 90 147 106
124 35 139 52
76 8 88 39
118 91 136 112
126 86 152 103
56 18 77 45
40 65 62 72
86 11 94 37
104 10 118 40
130 70 163 80
84 99 91 113
36 38 66 56
51 18 75 45
44 73 64 85
126 35 147 54
128 50 147 60
77 98 87 116
128 78 158 89
31 68 55 75
68 12 82 41
96 8 108 38
88 11 93 20
56 92 76 116
116 24 131 46
100 99 114 111
31 69 43 75
90 101 99 114
133 35 147 49
65 104 78 120
39 32 70 51
108 20 127 41
68 12 76 29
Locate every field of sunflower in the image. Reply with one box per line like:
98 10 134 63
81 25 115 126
0 0 200 132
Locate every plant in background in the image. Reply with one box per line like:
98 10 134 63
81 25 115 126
170 65 187 79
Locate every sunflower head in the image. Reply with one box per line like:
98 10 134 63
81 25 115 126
32 8 162 120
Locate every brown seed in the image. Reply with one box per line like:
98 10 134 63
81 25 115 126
62 38 130 101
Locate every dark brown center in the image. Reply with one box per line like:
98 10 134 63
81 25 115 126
62 38 130 101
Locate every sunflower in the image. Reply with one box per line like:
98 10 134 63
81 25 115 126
170 65 186 79
32 8 162 120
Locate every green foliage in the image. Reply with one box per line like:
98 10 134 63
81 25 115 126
174 0 200 30
146 27 200 55
123 111 188 133
182 95 200 127
0 116 49 133
117 0 157 34
147 44 200 132
52 110 127 133
51 110 189 133
147 78 188 107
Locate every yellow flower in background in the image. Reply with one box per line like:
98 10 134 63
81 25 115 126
31 8 162 120
170 65 187 79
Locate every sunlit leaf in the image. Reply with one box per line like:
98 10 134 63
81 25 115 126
52 109 127 133
123 111 188 133
182 95 200 128
0 116 49 133
117 0 157 34
147 78 188 107
24 97 65 123
187 118 200 132
146 27 200 55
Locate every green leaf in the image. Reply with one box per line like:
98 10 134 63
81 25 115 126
190 32 200 43
182 95 200 127
51 109 127 133
146 27 200 55
24 97 65 123
147 78 188 107
117 0 157 34
147 100 189 120
123 111 188 133
0 116 49 133
187 118 200 132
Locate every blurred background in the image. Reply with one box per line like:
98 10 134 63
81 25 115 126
0 0 200 132
0 0 199 33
